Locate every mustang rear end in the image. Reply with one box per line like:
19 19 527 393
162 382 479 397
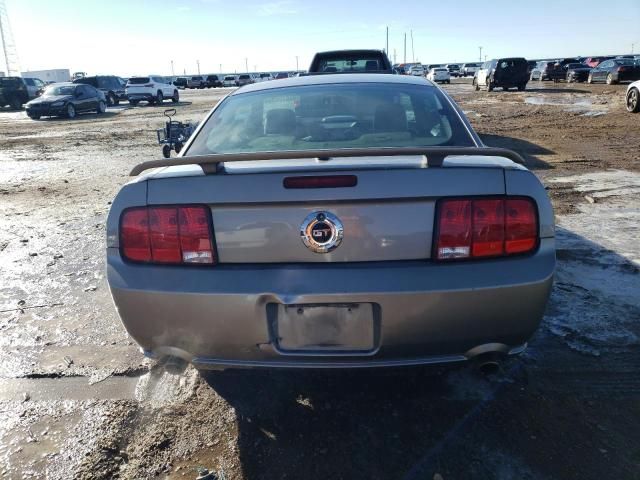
106 74 555 370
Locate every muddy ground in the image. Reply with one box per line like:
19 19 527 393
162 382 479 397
0 79 639 480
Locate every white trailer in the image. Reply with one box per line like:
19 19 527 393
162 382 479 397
21 68 70 83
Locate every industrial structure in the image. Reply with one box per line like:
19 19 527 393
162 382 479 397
0 0 20 76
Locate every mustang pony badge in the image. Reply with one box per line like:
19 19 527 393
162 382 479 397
300 212 344 253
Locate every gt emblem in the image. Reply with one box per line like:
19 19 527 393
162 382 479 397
300 212 344 253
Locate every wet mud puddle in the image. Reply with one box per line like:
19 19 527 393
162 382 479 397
524 95 609 116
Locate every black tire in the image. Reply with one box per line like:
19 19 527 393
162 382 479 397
66 103 76 119
487 79 494 92
28 113 41 120
606 73 616 85
129 99 139 106
162 144 172 158
156 91 164 105
517 84 525 92
172 90 179 103
97 100 106 114
106 92 116 106
627 87 640 113
175 141 183 154
473 77 479 91
9 96 22 110
587 73 593 84
503 86 510 91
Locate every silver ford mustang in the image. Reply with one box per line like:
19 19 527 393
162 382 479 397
106 74 555 371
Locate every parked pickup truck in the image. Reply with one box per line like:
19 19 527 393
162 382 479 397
107 74 555 373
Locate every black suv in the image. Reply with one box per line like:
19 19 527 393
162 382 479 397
308 49 393 74
173 77 188 89
0 77 30 110
73 75 125 106
474 57 530 91
205 75 222 88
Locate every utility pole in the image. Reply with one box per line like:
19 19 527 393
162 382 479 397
386 26 389 59
632 43 635 54
196 60 200 75
393 48 397 64
484 54 487 62
245 57 248 73
219 63 222 74
411 30 415 64
479 46 483 63
170 60 174 76
403 33 406 64
295 56 299 71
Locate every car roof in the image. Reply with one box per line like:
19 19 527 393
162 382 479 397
231 73 435 95
315 49 385 55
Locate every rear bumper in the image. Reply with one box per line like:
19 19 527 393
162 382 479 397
107 238 555 369
127 93 154 101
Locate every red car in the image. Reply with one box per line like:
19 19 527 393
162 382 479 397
583 56 614 68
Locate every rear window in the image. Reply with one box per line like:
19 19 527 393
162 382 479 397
128 77 150 84
315 56 383 73
239 75 250 79
497 59 527 71
186 82 474 156
224 76 235 81
0 77 21 87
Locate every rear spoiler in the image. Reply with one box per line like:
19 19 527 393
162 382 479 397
129 147 526 176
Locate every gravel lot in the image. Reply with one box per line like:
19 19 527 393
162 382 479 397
1 80 639 479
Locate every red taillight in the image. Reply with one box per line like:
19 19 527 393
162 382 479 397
436 200 471 259
120 206 215 265
435 197 537 261
505 199 537 254
121 209 151 262
472 199 504 257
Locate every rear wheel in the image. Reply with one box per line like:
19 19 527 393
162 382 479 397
172 90 179 103
9 96 22 110
517 83 526 91
487 79 494 92
28 113 41 120
156 90 164 105
66 103 76 119
162 144 172 158
106 92 116 106
129 99 139 106
473 77 479 91
587 73 593 84
627 87 640 113
606 73 616 85
97 100 106 114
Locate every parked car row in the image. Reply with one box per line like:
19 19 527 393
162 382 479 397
172 72 292 89
530 56 640 84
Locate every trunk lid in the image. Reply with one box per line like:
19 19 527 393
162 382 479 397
145 157 510 263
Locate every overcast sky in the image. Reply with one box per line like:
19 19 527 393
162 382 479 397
6 0 640 76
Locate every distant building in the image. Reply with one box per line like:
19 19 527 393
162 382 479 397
21 69 71 83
